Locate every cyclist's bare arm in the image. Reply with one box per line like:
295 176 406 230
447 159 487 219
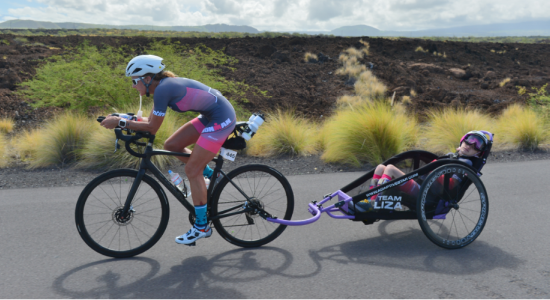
101 108 163 134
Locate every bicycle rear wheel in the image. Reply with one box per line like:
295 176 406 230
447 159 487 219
417 164 489 249
210 164 294 247
75 169 169 258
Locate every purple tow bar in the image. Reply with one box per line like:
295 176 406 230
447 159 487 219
266 190 355 226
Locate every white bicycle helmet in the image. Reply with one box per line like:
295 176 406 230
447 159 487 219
125 55 165 77
125 55 165 96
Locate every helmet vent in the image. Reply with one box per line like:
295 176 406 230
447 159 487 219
132 68 142 74
146 64 154 67
126 63 134 72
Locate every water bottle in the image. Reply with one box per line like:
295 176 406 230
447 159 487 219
168 170 183 189
242 113 265 140
168 170 191 198
113 113 135 121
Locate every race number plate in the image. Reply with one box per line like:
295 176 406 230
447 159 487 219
220 147 237 161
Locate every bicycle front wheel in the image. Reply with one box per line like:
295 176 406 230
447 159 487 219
210 164 294 247
75 169 170 258
417 164 489 249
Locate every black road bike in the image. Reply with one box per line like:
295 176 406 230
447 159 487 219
75 120 294 258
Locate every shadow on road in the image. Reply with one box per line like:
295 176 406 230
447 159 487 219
53 247 321 298
308 220 523 275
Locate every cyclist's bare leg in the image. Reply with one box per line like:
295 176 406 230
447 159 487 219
383 164 406 179
185 145 217 206
163 121 200 164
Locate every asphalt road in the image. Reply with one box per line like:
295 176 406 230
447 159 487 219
1 160 549 298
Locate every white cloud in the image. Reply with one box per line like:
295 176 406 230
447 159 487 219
3 0 550 32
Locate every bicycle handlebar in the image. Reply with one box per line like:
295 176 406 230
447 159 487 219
113 128 151 157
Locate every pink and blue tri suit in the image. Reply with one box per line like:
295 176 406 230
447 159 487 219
153 77 236 154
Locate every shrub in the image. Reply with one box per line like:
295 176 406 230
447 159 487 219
246 109 320 157
17 42 131 112
321 102 418 166
524 83 550 119
422 108 495 154
76 103 186 170
17 41 255 117
495 104 549 150
0 118 14 133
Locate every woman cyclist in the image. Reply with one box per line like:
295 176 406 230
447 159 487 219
100 55 236 245
355 131 489 212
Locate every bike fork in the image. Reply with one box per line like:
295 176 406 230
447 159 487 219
122 168 146 216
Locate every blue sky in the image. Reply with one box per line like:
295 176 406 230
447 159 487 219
0 1 47 17
1 0 549 32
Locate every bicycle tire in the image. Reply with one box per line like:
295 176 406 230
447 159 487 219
417 164 489 249
210 164 294 247
75 169 170 258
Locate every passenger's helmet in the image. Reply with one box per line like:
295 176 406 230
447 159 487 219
125 55 165 77
460 131 488 152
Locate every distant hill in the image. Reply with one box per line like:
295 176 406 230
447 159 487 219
329 25 381 36
0 19 256 33
1 18 549 37
330 20 550 37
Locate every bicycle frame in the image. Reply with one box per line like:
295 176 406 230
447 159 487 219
113 129 255 220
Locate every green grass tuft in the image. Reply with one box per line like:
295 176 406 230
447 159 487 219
0 133 8 168
422 108 495 154
321 102 418 166
28 112 95 168
246 109 320 157
495 104 549 150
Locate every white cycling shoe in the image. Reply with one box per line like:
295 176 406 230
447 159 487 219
175 225 213 246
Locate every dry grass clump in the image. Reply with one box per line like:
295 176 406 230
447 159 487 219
499 78 511 87
76 103 185 170
0 133 9 168
12 128 43 163
304 52 318 63
11 112 95 168
30 112 95 168
421 108 494 154
354 70 387 100
0 118 14 134
335 41 370 79
321 102 418 166
336 63 366 79
336 95 364 108
494 104 549 150
246 109 320 157
358 39 370 56
415 46 429 53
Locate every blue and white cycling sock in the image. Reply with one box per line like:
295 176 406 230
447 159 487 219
194 204 208 229
203 165 213 179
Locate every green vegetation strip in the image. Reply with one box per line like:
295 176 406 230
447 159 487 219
16 40 257 118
